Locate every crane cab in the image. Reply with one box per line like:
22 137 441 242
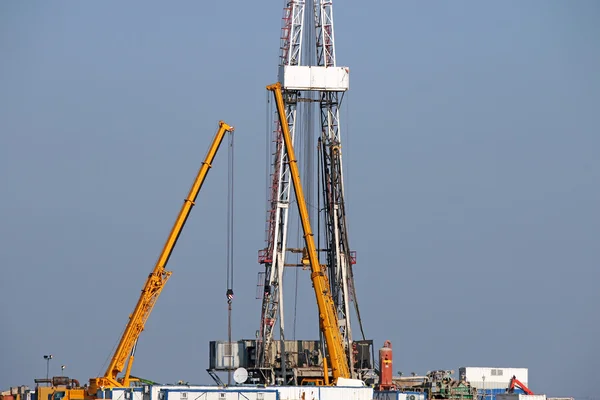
34 378 85 400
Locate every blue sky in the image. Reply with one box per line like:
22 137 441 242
0 1 598 399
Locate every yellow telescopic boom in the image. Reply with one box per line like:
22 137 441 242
266 83 350 383
88 121 234 395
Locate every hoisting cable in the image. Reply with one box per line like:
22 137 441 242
344 91 367 341
317 136 327 356
226 127 235 386
265 89 272 214
292 98 306 341
316 137 323 352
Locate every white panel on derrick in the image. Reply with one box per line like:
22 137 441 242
278 65 350 91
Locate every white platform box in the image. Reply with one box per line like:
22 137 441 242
278 65 350 91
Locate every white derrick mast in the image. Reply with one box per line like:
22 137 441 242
256 0 364 382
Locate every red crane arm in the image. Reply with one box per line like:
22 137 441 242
509 375 534 395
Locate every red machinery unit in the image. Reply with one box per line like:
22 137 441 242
378 340 397 390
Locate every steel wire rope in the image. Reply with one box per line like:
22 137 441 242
226 127 235 293
265 89 272 237
225 127 235 385
97 325 126 378
343 90 367 342
292 95 306 341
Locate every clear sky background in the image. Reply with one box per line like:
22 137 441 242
1 1 598 399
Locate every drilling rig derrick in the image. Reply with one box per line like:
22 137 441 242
209 0 374 387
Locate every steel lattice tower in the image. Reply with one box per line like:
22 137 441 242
256 0 365 383
256 0 306 380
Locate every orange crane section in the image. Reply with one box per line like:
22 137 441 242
508 375 534 395
267 82 350 384
88 121 234 395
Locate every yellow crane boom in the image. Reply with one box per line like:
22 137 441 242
88 121 235 395
267 83 350 383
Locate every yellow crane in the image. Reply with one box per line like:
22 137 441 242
88 120 235 396
266 83 351 385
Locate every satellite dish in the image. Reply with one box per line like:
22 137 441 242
233 367 248 384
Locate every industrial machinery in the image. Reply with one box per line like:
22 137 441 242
507 375 534 395
22 121 234 400
33 378 85 400
250 0 373 385
6 121 234 400
87 120 234 395
265 82 356 386
0 379 84 400
12 121 234 400
375 370 477 400
207 338 374 385
24 121 234 398
424 370 477 400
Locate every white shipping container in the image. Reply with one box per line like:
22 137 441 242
135 386 238 400
270 386 373 400
459 367 528 389
139 385 372 400
161 388 278 400
147 386 222 400
320 387 373 400
496 395 546 400
110 388 144 400
277 386 320 400
149 386 162 400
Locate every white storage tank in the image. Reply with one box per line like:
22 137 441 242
458 367 528 390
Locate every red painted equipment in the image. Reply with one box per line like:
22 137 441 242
508 375 534 395
378 340 397 390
